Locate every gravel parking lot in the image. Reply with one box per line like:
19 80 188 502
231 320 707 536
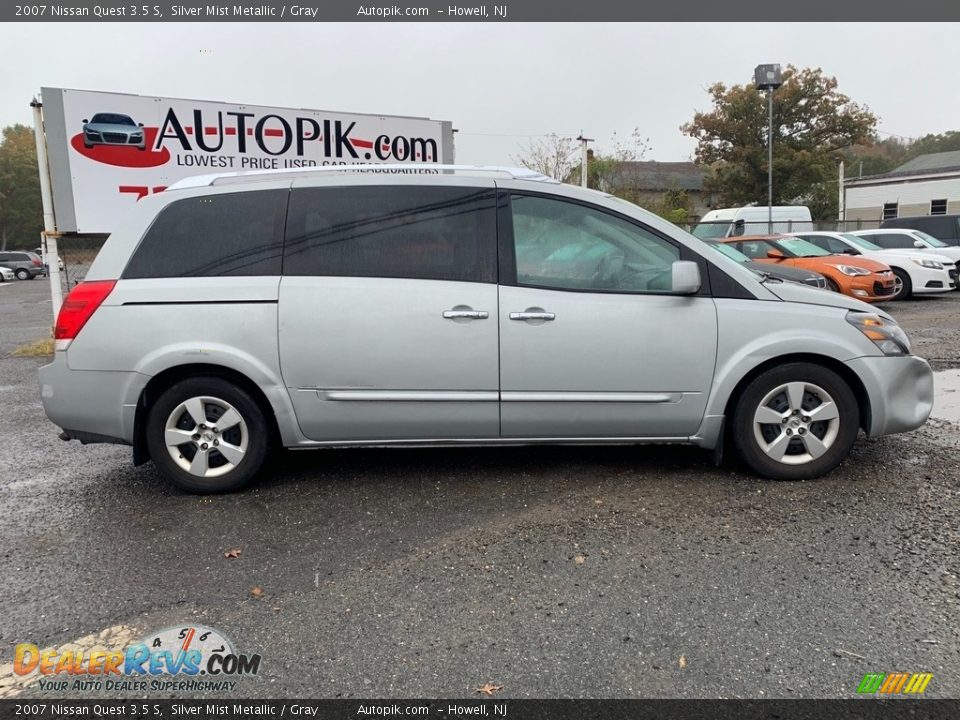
1 278 958 699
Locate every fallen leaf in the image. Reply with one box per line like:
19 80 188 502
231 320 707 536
679 655 688 669
250 586 265 599
223 548 242 559
475 682 503 696
574 555 586 565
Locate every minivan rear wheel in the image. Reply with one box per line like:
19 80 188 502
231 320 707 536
146 377 269 493
732 363 859 480
15 269 30 281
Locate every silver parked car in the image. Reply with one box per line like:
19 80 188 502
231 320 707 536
39 166 933 493
82 113 146 150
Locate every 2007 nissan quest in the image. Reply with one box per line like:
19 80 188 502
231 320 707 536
39 166 934 493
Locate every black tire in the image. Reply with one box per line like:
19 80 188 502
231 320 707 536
732 362 859 481
890 268 912 301
15 268 30 281
146 376 270 493
824 277 841 293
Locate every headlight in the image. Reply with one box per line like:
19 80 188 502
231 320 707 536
837 265 871 276
846 311 911 356
912 258 943 269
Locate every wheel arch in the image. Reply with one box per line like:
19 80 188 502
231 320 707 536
721 353 872 436
133 363 281 466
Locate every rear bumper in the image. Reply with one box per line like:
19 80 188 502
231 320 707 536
845 355 933 437
38 352 149 445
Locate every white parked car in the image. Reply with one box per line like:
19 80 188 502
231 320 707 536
851 229 960 281
0 266 14 282
787 231 956 300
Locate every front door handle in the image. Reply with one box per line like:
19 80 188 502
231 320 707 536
443 309 489 320
509 311 555 321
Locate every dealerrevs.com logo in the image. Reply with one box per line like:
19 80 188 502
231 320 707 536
14 625 261 693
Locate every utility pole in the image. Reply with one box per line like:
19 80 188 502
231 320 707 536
576 133 593 188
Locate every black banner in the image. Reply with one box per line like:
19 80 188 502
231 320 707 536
3 0 960 22
2 700 960 720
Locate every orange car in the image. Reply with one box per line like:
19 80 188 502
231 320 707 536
721 234 896 302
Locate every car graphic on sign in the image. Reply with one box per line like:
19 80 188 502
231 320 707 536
82 112 146 150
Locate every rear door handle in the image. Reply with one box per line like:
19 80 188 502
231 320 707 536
509 311 555 321
443 309 488 320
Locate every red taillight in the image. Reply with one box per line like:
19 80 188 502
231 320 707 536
54 280 116 345
32 258 42 266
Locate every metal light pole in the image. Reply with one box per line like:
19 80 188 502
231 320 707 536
754 64 783 234
576 133 593 188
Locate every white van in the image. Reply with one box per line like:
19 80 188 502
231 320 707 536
692 206 813 239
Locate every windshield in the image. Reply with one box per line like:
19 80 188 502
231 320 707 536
913 230 947 247
708 242 749 263
691 222 730 239
842 233 882 251
90 113 136 125
772 236 830 257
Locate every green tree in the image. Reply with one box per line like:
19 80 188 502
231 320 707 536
0 124 42 250
682 67 877 220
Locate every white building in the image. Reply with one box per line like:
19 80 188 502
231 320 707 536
843 150 960 224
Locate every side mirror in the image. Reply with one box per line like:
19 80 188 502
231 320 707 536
138 122 144 127
766 249 786 260
914 240 925 249
731 219 746 237
843 248 859 255
671 261 701 295
82 118 89 123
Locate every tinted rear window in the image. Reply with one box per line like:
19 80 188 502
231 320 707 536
284 186 497 283
123 190 287 279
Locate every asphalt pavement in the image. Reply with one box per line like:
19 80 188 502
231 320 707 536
1 278 958 699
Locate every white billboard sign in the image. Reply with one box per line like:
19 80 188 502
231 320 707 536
40 87 455 234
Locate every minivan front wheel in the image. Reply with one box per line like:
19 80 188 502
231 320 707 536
146 377 269 493
732 363 859 480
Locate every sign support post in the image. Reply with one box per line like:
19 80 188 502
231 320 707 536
31 97 63 322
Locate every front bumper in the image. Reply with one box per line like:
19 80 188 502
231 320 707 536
845 354 933 438
909 265 955 294
38 351 149 445
848 272 896 302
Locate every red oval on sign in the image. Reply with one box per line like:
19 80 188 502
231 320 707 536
70 127 170 168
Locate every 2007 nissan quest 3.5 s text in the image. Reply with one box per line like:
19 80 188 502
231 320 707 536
39 166 934 493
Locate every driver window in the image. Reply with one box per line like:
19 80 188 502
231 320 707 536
510 195 679 293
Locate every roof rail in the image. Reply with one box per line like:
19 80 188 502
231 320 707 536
166 164 560 191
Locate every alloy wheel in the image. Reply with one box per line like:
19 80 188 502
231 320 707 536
164 396 248 478
752 381 841 465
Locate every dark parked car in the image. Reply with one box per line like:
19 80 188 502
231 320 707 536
881 214 960 245
82 113 146 150
0 251 44 280
704 240 828 289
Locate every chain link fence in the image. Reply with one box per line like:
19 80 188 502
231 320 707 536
46 235 107 295
679 219 883 236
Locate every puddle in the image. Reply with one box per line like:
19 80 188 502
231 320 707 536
932 369 960 422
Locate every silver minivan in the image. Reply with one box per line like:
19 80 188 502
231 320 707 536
39 166 933 493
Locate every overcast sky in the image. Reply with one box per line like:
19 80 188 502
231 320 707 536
1 23 957 164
